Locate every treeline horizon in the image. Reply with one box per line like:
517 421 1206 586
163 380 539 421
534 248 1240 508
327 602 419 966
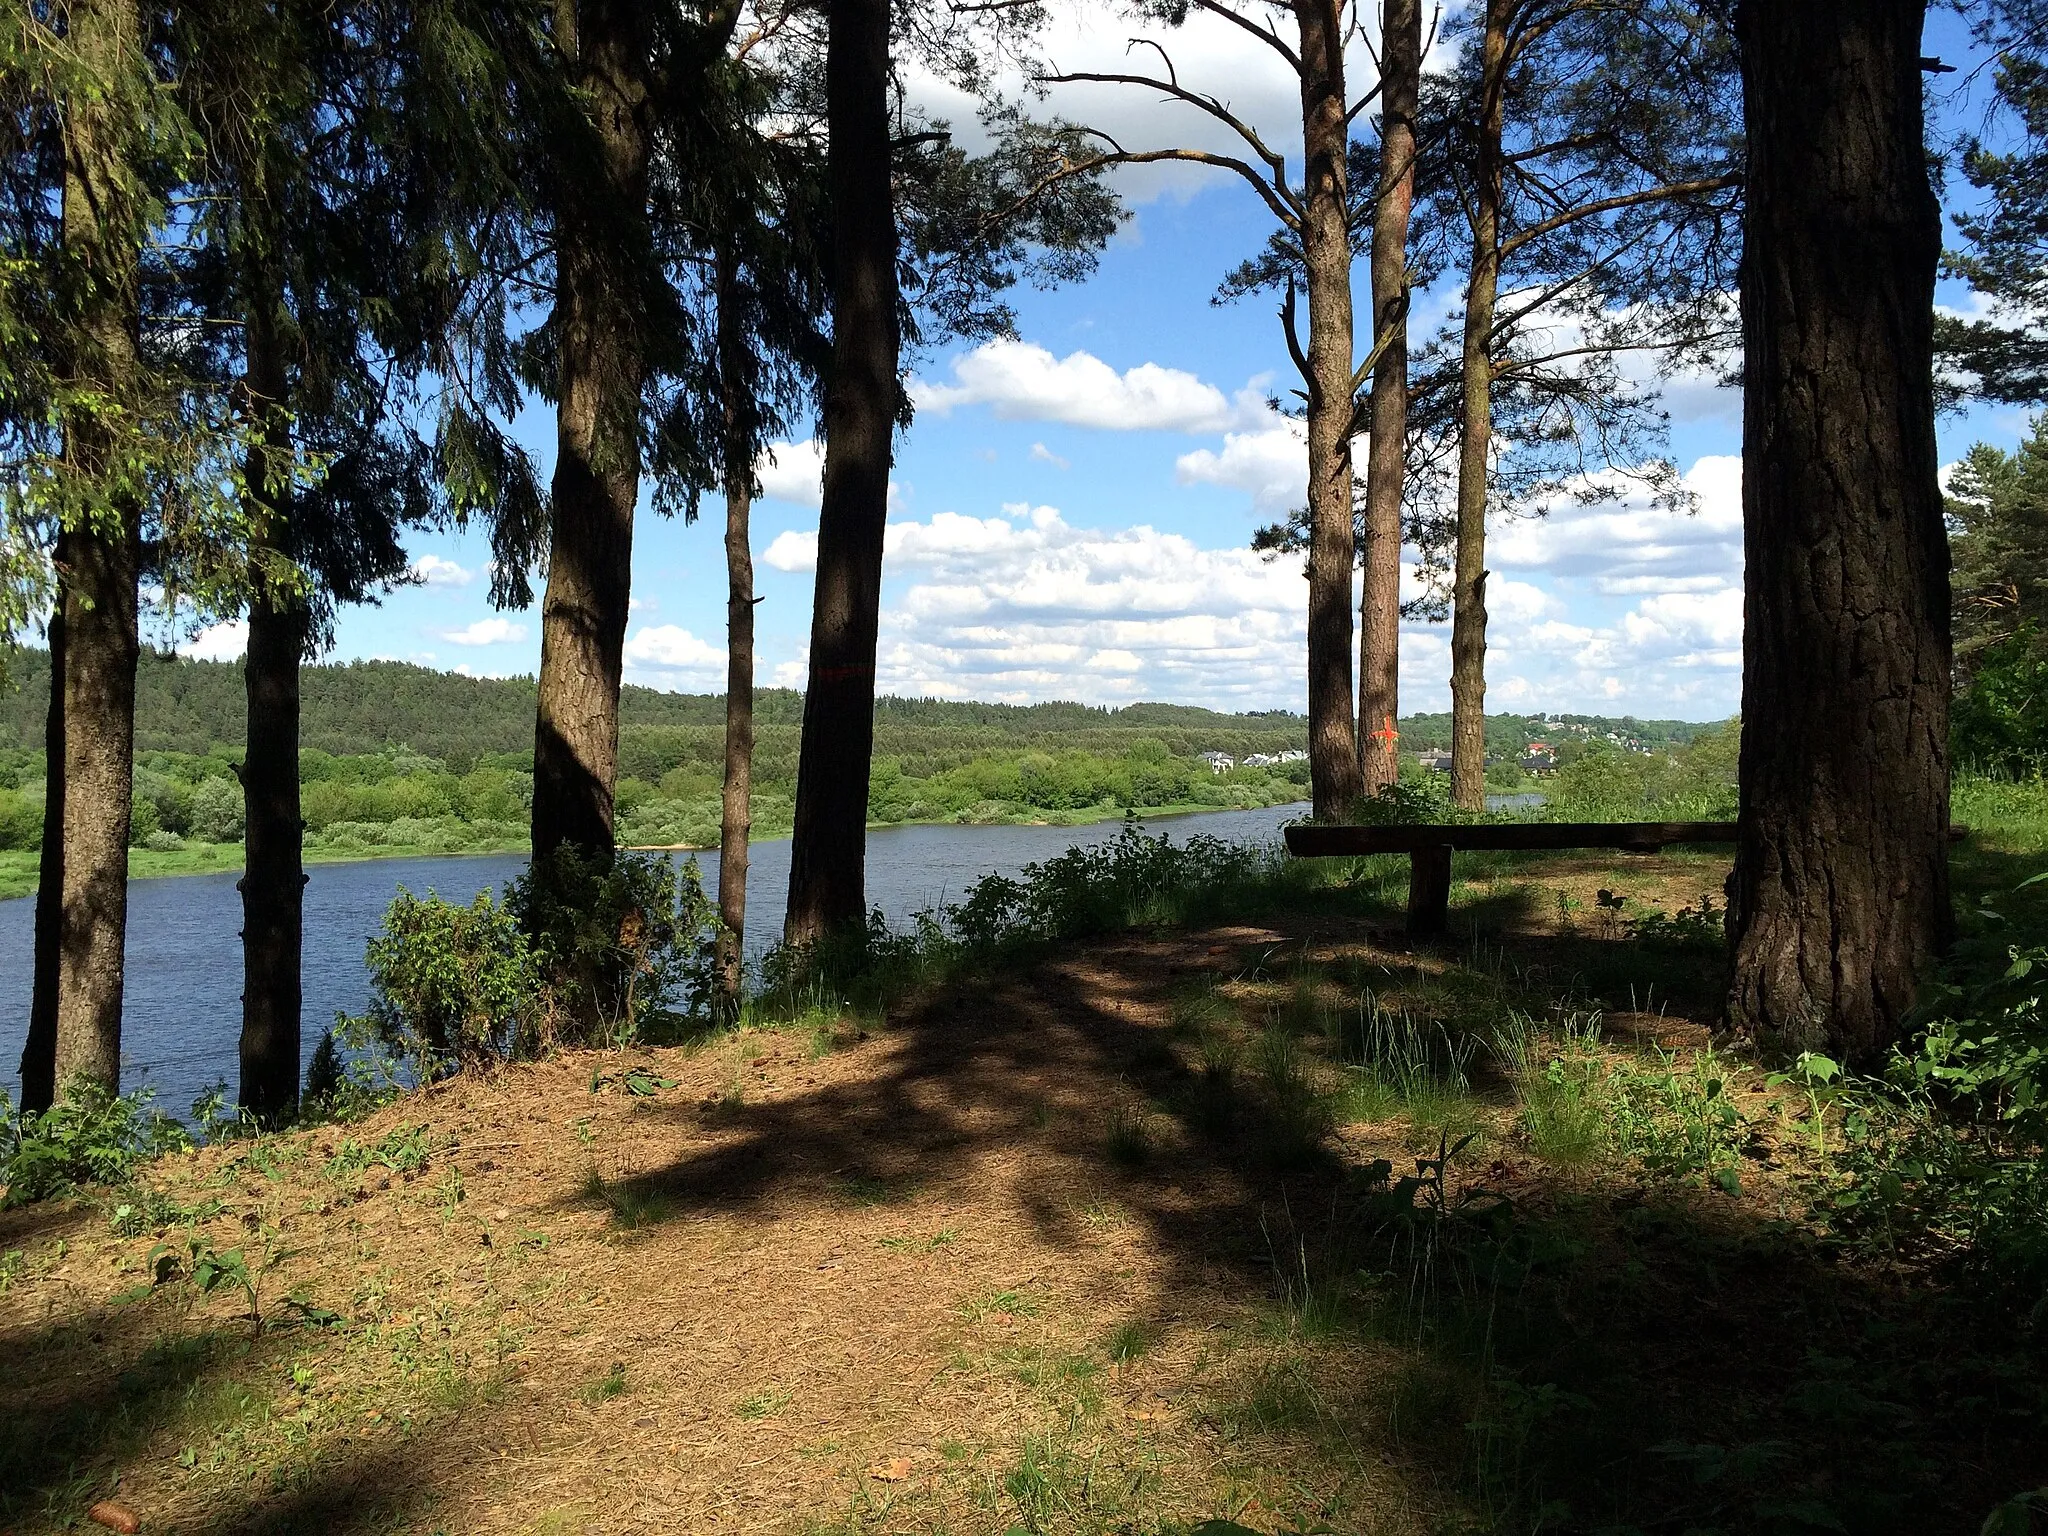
0 648 1718 766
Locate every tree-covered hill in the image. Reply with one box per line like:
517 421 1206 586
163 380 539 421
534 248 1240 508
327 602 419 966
0 648 1713 765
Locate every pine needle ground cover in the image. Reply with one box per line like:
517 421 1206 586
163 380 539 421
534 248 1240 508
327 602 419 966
3 832 2045 1535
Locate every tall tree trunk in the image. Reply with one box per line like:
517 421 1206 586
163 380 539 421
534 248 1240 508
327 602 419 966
53 0 144 1099
785 0 898 945
238 279 305 1125
1726 0 1950 1064
531 0 651 865
21 580 65 1114
1297 0 1364 821
715 243 755 1019
1360 0 1421 795
1449 0 1508 814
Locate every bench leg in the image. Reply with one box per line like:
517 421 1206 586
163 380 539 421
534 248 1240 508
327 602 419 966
1407 844 1453 938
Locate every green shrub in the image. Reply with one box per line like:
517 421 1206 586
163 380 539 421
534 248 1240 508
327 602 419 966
346 850 722 1080
939 814 1277 949
1 1084 193 1205
342 886 546 1077
1953 626 2048 774
0 786 40 851
507 847 720 1047
189 774 244 842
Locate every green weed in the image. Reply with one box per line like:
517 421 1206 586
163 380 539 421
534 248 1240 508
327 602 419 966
1253 1024 1336 1166
582 1361 627 1403
580 1170 672 1230
1104 1099 1152 1166
736 1387 791 1419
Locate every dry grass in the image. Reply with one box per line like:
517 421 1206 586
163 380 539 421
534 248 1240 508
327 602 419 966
1 848 2039 1535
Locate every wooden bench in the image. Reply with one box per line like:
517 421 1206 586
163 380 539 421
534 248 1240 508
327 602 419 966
1283 821 1739 937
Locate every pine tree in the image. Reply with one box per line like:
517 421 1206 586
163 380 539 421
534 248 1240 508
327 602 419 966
1426 0 1740 809
1725 0 1952 1063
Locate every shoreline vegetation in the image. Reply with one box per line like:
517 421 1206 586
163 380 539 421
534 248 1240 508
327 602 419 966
0 650 1727 905
1 769 2043 1532
0 795 1312 903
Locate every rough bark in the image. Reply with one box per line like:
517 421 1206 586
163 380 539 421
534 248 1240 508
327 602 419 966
785 0 898 945
238 281 305 1124
1726 0 1951 1064
715 243 755 1018
21 577 64 1114
52 0 144 1100
531 0 652 865
1297 0 1364 821
1359 0 1421 795
1448 0 1508 813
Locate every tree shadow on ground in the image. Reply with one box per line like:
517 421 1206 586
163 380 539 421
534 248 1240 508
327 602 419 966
565 904 2046 1534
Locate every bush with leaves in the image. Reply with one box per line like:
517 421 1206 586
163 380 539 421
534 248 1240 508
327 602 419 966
507 848 720 1048
0 1085 193 1205
940 814 1274 949
342 887 547 1078
1822 894 2048 1308
1953 627 2048 775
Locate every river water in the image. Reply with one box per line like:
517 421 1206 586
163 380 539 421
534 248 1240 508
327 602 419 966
0 804 1306 1115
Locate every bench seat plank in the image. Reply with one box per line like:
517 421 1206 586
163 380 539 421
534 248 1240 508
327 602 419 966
1284 821 1738 858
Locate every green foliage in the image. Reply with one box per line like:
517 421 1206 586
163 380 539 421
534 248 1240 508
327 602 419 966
1901 936 2048 1142
1953 627 2048 774
0 784 39 850
346 851 722 1079
0 1085 193 1205
507 848 720 1048
1946 430 2048 657
341 887 546 1078
1543 724 1739 821
940 814 1282 951
1605 1047 1748 1193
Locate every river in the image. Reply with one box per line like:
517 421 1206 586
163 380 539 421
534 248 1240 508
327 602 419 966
0 804 1307 1115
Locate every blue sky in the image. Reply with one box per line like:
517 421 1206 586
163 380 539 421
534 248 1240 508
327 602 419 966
176 4 2030 725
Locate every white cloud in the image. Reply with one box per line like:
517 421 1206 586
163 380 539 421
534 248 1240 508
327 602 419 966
623 624 722 672
441 617 526 647
756 439 825 507
911 339 1254 433
764 501 1315 706
1490 455 1743 597
763 529 819 572
1030 441 1070 469
183 619 248 661
1174 413 1307 515
409 554 472 588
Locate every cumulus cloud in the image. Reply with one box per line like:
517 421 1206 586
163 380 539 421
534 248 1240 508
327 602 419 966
409 554 472 587
441 617 526 647
183 619 248 661
622 624 724 687
1489 455 1743 597
764 500 1316 705
1030 441 1069 469
756 439 825 507
911 339 1255 433
1174 413 1307 515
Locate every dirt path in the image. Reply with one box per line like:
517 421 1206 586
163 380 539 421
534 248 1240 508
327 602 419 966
1 919 1453 1536
9 855 2041 1536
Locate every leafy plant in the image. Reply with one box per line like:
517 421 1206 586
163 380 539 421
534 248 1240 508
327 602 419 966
341 886 545 1078
1607 1047 1748 1193
1627 892 1726 948
1 1084 193 1205
1767 1051 1845 1156
508 846 720 1048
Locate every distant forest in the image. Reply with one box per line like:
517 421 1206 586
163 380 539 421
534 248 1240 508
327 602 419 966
0 649 1712 767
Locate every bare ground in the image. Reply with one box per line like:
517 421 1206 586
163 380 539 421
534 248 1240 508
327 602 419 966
3 851 2042 1535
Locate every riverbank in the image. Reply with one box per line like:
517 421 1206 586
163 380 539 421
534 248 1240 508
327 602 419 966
5 820 2044 1532
0 797 1310 903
